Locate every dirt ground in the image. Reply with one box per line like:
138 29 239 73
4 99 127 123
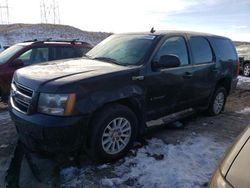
0 79 250 188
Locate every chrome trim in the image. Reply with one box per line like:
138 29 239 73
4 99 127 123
159 62 215 71
10 97 28 114
10 81 34 114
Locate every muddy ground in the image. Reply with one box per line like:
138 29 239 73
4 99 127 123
0 79 250 188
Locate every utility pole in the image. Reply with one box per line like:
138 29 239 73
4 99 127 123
0 0 9 24
40 0 60 24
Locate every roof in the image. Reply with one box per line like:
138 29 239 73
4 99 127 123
119 30 228 39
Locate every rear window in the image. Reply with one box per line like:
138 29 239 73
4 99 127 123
209 38 237 62
189 37 213 64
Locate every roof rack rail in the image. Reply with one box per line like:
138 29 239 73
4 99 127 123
23 38 52 43
46 38 90 45
23 38 90 45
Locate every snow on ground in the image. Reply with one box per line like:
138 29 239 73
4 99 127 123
237 75 250 89
61 135 228 188
236 107 250 115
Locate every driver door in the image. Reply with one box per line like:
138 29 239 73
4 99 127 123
146 36 193 119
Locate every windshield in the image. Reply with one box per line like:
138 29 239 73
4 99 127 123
0 45 24 64
86 34 155 65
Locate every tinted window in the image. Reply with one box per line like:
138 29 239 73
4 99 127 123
154 36 189 66
51 46 85 60
210 38 237 61
190 37 213 64
17 47 49 65
75 47 90 57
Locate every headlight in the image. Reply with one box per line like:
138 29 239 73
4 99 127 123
38 93 76 116
209 169 233 188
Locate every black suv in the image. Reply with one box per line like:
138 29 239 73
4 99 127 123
9 31 239 162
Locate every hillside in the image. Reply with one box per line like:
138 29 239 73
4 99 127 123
0 23 111 48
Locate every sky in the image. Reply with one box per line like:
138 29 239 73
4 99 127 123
5 0 250 41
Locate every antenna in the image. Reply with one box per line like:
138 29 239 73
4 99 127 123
40 0 60 24
150 27 156 33
0 0 10 24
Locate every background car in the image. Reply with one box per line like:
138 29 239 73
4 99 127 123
0 39 92 100
209 126 250 188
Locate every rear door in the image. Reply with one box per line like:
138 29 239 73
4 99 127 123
186 36 217 106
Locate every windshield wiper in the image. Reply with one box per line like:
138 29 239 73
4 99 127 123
93 57 122 66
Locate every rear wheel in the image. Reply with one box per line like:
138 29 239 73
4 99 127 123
207 87 227 116
88 104 138 162
243 63 250 77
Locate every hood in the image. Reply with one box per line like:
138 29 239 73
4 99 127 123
14 58 135 91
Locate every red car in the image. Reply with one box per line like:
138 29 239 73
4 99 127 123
0 39 92 99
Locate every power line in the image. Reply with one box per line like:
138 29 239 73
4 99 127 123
40 0 60 24
0 0 9 24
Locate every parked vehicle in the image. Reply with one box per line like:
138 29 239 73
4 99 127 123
9 31 239 162
239 56 250 77
236 45 250 77
0 39 92 99
209 126 250 188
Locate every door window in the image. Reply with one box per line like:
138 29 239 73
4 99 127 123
17 47 49 65
50 46 76 60
190 37 213 64
153 36 189 66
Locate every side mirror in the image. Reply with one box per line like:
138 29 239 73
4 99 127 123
12 59 24 67
154 55 181 69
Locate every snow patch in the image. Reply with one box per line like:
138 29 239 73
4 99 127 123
113 136 227 188
100 178 114 187
61 135 228 188
237 75 250 88
236 107 250 115
60 167 79 183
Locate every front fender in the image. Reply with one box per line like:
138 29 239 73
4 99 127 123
75 84 145 115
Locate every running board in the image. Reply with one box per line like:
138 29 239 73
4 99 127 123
146 108 195 127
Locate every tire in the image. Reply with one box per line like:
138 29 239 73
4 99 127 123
88 104 138 162
207 87 227 116
243 63 250 77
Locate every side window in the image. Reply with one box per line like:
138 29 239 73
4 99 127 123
17 47 49 65
18 49 32 64
210 38 237 62
189 37 213 64
75 47 91 57
153 36 189 66
61 47 76 59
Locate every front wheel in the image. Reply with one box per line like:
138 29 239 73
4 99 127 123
88 104 138 162
207 87 227 116
243 63 250 77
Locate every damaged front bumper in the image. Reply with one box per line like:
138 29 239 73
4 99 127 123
10 108 90 155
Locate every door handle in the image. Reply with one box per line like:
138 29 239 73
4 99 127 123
183 72 193 78
212 68 218 72
132 76 144 81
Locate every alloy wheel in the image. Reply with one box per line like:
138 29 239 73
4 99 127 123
101 117 131 155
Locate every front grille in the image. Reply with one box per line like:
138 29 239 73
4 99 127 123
10 81 34 114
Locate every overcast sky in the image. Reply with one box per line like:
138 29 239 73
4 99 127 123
6 0 250 41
